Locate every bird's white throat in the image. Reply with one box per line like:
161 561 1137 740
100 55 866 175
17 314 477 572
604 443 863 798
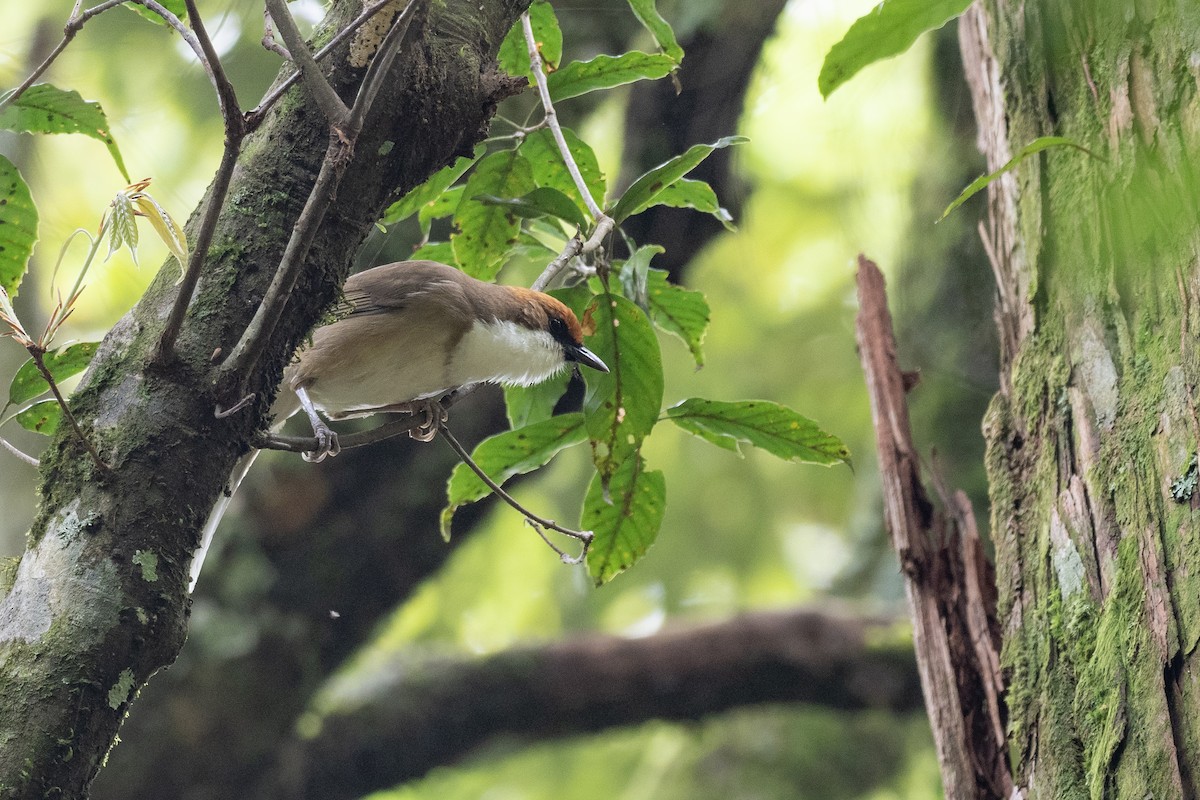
452 318 568 388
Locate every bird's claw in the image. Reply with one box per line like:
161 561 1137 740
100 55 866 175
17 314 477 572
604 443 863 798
410 400 448 442
302 423 341 463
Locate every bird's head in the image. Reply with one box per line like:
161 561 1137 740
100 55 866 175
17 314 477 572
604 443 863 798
499 286 609 376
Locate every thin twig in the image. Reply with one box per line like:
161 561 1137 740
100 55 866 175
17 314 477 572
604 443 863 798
532 216 614 292
0 0 127 114
264 0 350 126
152 0 246 364
246 0 400 130
27 347 110 473
521 14 604 220
261 8 291 59
153 140 241 364
437 421 592 564
254 392 461 452
0 435 39 467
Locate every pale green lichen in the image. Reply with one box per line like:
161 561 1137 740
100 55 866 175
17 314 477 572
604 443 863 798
107 669 134 710
132 550 158 582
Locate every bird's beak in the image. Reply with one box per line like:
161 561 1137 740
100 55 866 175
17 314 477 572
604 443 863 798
566 343 609 373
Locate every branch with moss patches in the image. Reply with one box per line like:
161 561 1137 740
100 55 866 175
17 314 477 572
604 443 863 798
264 0 351 127
521 11 616 291
437 419 592 563
216 0 422 399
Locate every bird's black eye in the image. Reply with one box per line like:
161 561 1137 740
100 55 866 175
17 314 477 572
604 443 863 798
548 316 571 342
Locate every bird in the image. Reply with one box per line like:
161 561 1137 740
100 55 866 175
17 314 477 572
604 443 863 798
272 259 609 461
189 260 607 589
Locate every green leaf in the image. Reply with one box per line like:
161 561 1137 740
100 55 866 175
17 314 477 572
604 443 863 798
0 155 37 297
645 269 710 368
939 136 1097 222
16 399 61 436
610 136 747 224
418 185 465 238
380 145 484 226
498 1 563 78
626 0 683 62
519 127 606 214
107 192 138 263
475 187 587 230
0 84 129 181
666 398 850 465
451 150 536 280
123 0 187 25
547 52 677 102
410 240 456 264
583 453 665 585
440 413 587 538
583 293 664 483
504 371 572 430
819 0 972 99
646 178 735 230
8 342 99 408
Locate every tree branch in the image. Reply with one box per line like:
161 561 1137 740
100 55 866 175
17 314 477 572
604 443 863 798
854 254 1010 799
263 0 351 127
266 607 923 800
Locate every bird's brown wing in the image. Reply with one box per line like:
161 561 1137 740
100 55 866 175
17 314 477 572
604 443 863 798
334 261 472 319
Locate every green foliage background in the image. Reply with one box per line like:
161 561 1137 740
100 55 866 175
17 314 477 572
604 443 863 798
0 0 995 796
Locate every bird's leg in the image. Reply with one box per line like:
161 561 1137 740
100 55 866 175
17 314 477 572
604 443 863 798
355 398 447 441
295 385 340 462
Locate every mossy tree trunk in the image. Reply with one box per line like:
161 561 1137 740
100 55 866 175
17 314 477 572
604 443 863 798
0 0 530 795
962 1 1200 795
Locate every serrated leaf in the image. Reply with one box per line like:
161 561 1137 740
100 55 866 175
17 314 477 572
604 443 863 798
583 293 664 483
107 193 138 263
666 398 850 465
504 371 572 429
0 155 37 297
16 399 61 436
380 145 484 226
131 194 188 275
451 150 536 280
8 342 99 408
519 127 606 214
819 0 972 98
0 84 129 181
645 178 735 230
611 136 747 224
645 269 709 368
498 1 563 79
440 413 587 538
583 453 665 585
547 52 676 102
123 0 187 25
939 136 1096 222
626 0 683 62
475 187 587 230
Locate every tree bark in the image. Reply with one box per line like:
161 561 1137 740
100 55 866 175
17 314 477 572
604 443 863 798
263 608 923 800
962 2 1200 795
0 0 531 795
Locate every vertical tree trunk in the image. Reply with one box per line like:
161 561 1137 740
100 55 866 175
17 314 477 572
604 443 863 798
962 1 1200 795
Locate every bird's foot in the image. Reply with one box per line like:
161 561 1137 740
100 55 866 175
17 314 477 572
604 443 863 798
408 398 447 442
302 422 341 463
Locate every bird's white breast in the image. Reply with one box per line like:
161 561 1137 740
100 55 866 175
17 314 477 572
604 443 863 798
450 318 568 388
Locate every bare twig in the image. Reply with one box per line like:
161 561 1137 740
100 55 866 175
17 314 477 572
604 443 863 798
246 0 400 130
218 0 422 394
261 8 292 60
264 0 351 127
254 392 461 452
0 435 39 467
521 14 604 220
437 420 592 564
520 11 614 291
180 0 243 130
27 347 110 473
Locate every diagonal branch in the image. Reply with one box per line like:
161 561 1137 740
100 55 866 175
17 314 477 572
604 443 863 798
264 0 351 127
